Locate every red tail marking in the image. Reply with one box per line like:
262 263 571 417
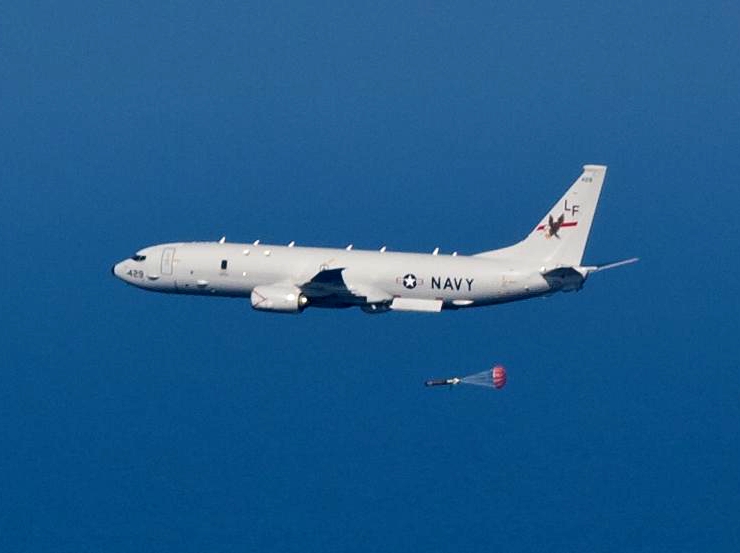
535 221 578 231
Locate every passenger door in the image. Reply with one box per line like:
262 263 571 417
161 247 175 276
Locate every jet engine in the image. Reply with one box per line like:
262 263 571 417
251 284 308 313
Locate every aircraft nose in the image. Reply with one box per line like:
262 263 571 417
111 261 123 280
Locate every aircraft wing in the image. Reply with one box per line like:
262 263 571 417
299 268 442 312
300 268 350 299
299 268 391 308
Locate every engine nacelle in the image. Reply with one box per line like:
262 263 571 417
251 284 308 313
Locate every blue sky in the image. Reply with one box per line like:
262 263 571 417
1 2 739 551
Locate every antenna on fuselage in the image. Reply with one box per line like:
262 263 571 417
218 236 226 244
432 247 439 256
288 241 295 247
379 245 387 253
346 244 353 251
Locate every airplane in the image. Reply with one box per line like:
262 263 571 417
111 164 637 314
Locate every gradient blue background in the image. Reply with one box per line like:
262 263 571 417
2 2 739 551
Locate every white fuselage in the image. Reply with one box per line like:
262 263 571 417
112 241 564 312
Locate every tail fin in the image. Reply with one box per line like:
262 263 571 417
476 164 606 266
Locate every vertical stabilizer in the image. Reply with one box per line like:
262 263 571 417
476 165 606 266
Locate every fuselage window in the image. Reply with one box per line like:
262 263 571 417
221 259 228 270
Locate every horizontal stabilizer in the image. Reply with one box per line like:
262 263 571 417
540 257 637 292
541 266 585 279
583 257 639 273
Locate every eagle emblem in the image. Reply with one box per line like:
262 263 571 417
545 214 565 239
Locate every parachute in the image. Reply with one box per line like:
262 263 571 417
461 365 507 389
425 364 507 390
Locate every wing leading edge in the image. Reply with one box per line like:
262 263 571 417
299 268 440 313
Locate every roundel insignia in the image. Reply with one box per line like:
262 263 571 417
402 273 417 289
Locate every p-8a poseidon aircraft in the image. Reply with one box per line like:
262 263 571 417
112 165 637 314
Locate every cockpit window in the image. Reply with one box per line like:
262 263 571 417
130 255 146 262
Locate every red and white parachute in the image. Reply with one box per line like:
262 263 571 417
492 365 507 389
460 365 507 389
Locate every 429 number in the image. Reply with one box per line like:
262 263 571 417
127 269 144 279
